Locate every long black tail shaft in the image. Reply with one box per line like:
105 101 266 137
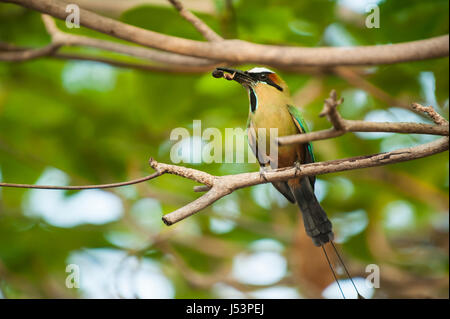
321 244 345 299
291 176 363 298
321 242 364 299
329 241 364 299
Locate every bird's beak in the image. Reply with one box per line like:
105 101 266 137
213 67 254 86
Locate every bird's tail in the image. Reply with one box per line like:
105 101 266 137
289 176 334 246
290 177 365 298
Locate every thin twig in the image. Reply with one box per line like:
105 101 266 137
40 14 218 67
0 14 219 68
411 103 448 126
52 52 216 73
319 89 345 130
279 91 449 146
0 172 162 190
0 43 219 73
167 0 223 42
0 42 62 61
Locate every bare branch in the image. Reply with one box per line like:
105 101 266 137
167 0 223 42
158 136 449 225
2 0 448 67
319 89 345 130
0 16 64 62
0 172 161 190
0 39 332 75
0 43 217 73
149 158 214 186
0 42 333 76
40 13 60 36
279 92 449 146
41 14 218 67
0 42 61 61
0 14 218 67
58 33 217 67
52 52 215 73
162 184 231 225
411 103 448 126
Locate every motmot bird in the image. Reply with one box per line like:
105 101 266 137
213 67 334 247
213 67 364 298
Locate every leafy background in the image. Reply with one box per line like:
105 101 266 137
0 0 448 298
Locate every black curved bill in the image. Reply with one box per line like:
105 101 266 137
213 67 254 85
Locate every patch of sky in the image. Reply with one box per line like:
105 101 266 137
232 238 287 286
383 200 415 231
210 193 240 234
331 209 369 243
323 23 358 47
67 248 174 298
62 61 116 94
337 0 384 14
323 277 374 299
23 167 123 227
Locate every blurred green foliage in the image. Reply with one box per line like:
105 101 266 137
0 0 448 298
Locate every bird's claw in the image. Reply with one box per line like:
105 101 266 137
294 161 302 177
259 167 269 182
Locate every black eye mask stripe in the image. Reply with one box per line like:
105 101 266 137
250 72 283 91
249 88 257 113
266 80 283 92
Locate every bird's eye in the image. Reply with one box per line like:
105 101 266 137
260 74 267 80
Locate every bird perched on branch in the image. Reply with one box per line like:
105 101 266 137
213 66 333 246
213 67 363 298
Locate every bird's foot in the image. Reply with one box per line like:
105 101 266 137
259 166 269 182
294 161 302 177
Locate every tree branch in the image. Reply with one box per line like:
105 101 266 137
0 14 218 68
52 52 214 73
411 103 448 126
0 172 161 190
41 13 219 67
0 42 218 73
2 0 448 67
167 0 223 42
278 91 449 145
0 42 61 61
0 42 333 76
158 136 449 225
